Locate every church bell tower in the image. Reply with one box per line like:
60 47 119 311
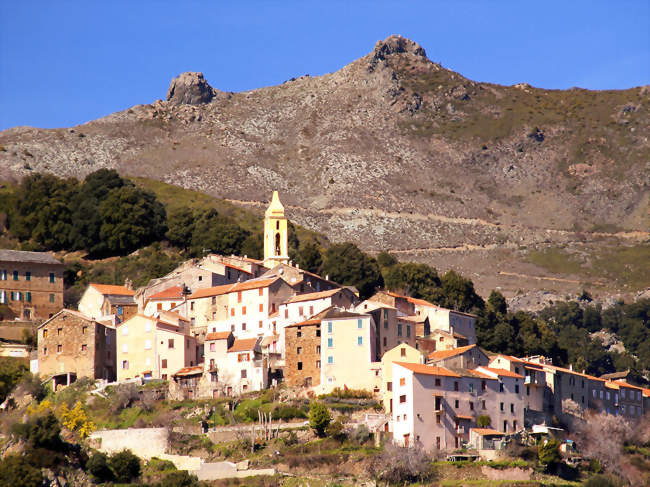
263 191 289 268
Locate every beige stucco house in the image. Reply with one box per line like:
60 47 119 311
381 343 424 414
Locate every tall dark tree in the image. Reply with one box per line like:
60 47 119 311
165 207 195 250
320 242 383 299
383 262 440 299
429 270 484 313
295 241 323 274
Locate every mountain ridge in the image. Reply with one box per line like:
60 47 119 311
1 34 648 298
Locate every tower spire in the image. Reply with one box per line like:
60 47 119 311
263 191 289 268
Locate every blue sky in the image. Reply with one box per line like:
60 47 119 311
1 1 648 130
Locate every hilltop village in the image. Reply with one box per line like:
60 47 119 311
2 191 648 459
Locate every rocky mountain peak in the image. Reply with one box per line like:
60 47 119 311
372 35 427 61
166 72 218 106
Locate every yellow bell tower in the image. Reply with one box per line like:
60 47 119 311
263 191 289 268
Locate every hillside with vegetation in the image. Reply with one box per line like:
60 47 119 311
0 35 647 300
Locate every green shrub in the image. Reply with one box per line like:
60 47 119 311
160 470 200 487
351 424 371 444
11 412 62 449
309 402 331 437
326 419 346 442
0 454 43 487
109 449 141 483
86 451 114 482
538 438 561 471
477 415 491 428
584 474 620 487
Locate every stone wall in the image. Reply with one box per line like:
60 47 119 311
89 427 169 458
285 322 320 387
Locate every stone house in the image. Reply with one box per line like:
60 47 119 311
0 249 64 321
410 297 477 344
78 283 136 323
284 317 322 388
116 313 197 381
261 263 340 295
397 315 427 345
171 366 205 400
381 343 424 414
355 300 401 356
428 344 489 369
421 329 470 354
391 362 524 451
37 309 116 388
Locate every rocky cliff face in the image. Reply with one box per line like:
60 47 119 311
1 35 648 298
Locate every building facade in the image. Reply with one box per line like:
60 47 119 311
0 250 64 321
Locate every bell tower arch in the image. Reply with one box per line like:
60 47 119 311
263 191 289 268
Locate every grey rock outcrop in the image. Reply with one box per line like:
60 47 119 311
167 72 218 105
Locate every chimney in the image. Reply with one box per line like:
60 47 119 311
124 278 133 291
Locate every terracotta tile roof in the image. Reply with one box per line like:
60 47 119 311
471 428 505 436
228 338 259 352
285 318 321 329
268 310 279 318
231 277 278 292
428 344 476 361
399 315 426 323
90 283 135 296
605 381 620 390
455 414 473 420
479 367 524 379
148 286 185 300
494 354 524 364
224 263 252 274
173 365 204 376
393 362 461 377
642 388 650 397
188 283 236 299
285 288 341 304
206 331 232 341
613 380 643 391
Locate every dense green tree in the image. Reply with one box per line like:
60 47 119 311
0 455 43 487
11 412 62 449
538 438 561 471
376 251 398 269
240 233 264 260
99 185 167 256
0 358 27 403
383 262 440 300
308 402 331 437
86 451 114 483
295 241 322 274
429 270 484 312
320 242 383 299
487 290 507 315
190 209 249 257
109 449 141 483
165 207 195 250
11 173 78 250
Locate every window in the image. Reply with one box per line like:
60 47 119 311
397 324 402 336
387 382 392 391
122 360 129 369
13 270 19 281
297 330 302 338
606 391 610 401
43 329 48 338
500 402 504 411
593 390 597 398
400 347 406 357
298 306 304 316
82 326 88 335
57 344 62 353
309 305 313 315
327 356 333 364
49 272 55 283
43 347 47 355
162 374 167 380
81 344 87 352
238 353 250 362
357 319 362 329
482 400 486 409
122 344 128 353
469 383 474 393
157 303 163 311
435 378 441 387
316 345 321 353
510 403 514 413
400 377 406 386
145 340 151 350
190 302 194 311
198 275 203 281
297 347 302 355
316 360 321 368
399 395 406 404
297 362 303 370
526 386 530 396
241 369 247 378
0 291 4 304
0 270 5 280
327 338 333 348
284 309 289 319
242 306 246 315
258 303 264 313
621 389 626 399
258 287 263 297
258 320 263 329
357 336 363 345
25 271 31 281
161 359 167 368
168 339 174 349
242 322 247 331
499 382 504 392
327 322 332 334
406 325 411 338
57 328 62 336
49 293 55 303
237 291 242 303
469 401 474 411
383 337 387 347
454 381 459 391
25 291 31 302
515 384 519 394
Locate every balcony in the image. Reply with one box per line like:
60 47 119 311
456 426 465 434
524 376 532 384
